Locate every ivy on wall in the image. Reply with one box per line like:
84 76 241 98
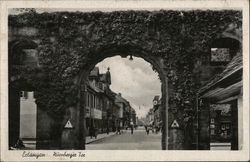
9 10 242 120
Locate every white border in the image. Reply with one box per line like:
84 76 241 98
0 0 249 161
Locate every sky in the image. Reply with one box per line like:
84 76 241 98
96 56 161 118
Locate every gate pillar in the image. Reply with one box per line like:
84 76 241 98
169 128 184 149
61 83 86 149
161 75 169 150
9 88 20 148
198 99 210 150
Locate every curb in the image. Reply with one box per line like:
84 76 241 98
85 133 117 144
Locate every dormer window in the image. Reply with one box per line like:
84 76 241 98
99 82 103 90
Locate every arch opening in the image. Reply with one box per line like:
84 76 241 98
8 39 39 149
76 46 169 150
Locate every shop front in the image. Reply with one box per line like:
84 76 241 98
209 103 237 150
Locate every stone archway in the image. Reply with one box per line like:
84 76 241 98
8 10 242 150
8 38 39 148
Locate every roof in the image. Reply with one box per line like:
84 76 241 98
115 94 129 104
86 81 103 93
199 53 242 94
89 67 99 77
105 89 117 100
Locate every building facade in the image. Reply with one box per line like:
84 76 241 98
20 91 37 139
153 96 162 128
146 108 154 126
83 67 137 135
145 95 162 129
197 38 242 150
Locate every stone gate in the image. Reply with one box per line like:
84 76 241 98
8 10 242 150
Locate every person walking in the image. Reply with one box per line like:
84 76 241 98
130 123 134 134
90 126 94 139
155 126 159 134
117 125 121 135
146 126 149 135
94 127 98 139
144 125 148 134
107 127 109 135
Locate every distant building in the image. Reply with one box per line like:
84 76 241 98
115 93 127 128
153 96 162 127
146 108 154 125
20 91 37 139
145 95 162 128
130 108 137 126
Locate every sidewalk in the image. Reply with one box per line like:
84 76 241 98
85 132 117 144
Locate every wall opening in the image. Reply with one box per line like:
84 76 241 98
74 44 170 150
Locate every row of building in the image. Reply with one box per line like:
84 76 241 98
145 96 162 128
82 67 137 135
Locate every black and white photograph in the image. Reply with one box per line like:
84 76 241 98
0 0 249 161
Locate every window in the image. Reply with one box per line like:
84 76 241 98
87 94 90 107
221 124 226 130
21 91 28 99
99 83 103 90
211 48 231 63
211 129 215 135
20 91 24 97
210 38 240 65
93 95 96 108
96 97 98 109
91 95 95 108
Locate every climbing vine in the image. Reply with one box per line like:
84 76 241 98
9 10 241 120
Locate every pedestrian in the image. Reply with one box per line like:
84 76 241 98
155 126 159 134
94 127 98 139
107 126 109 135
90 126 94 139
146 126 149 135
117 125 121 135
130 123 134 134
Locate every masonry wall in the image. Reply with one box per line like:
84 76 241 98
36 108 61 149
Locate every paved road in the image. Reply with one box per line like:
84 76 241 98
86 127 161 150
